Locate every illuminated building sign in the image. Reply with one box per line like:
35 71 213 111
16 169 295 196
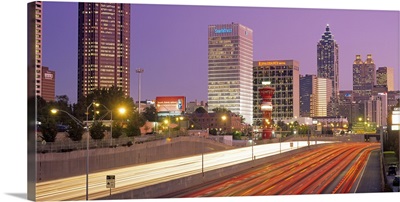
44 72 53 80
155 96 186 112
258 61 287 66
214 28 233 34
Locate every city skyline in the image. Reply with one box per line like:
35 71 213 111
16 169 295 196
2 1 400 202
42 2 399 105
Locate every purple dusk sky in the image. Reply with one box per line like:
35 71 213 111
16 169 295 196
42 2 399 104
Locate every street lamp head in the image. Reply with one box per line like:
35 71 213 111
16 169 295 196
50 109 59 114
221 115 227 121
118 107 126 114
136 68 144 73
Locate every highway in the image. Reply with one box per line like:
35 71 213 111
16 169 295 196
178 142 380 197
36 140 333 201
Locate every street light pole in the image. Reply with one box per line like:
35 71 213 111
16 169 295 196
202 135 204 177
168 116 171 138
252 132 254 164
51 109 88 200
84 101 98 200
86 122 89 201
221 115 227 143
110 111 113 146
307 124 310 147
136 68 144 114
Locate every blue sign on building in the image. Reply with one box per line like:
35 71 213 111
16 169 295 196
214 28 233 34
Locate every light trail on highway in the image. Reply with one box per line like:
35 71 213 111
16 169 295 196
36 140 332 201
179 142 380 197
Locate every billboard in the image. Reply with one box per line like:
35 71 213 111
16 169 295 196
156 96 186 113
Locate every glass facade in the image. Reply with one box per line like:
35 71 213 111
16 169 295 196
208 23 253 125
317 24 339 100
376 66 394 91
353 54 376 99
314 77 332 117
300 75 315 117
78 3 130 100
253 60 300 124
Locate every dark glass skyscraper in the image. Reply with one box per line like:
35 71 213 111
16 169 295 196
77 3 131 100
317 24 339 99
300 75 315 117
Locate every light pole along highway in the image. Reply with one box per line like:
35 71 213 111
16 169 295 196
136 68 144 114
50 108 89 200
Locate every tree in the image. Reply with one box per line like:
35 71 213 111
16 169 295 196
40 118 58 142
85 86 136 121
277 120 286 131
209 128 217 135
36 96 48 121
142 105 157 122
194 107 207 114
89 121 106 140
212 107 231 113
37 96 58 123
67 120 84 141
112 122 124 139
125 123 141 137
239 115 245 124
54 95 73 124
72 96 89 123
232 131 242 140
125 112 146 137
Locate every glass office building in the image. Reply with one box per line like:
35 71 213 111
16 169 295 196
253 60 300 124
77 3 131 100
208 23 253 125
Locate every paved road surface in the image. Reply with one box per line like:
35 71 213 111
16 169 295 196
354 150 382 193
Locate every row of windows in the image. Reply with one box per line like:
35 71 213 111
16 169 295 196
208 85 240 90
209 51 239 55
253 70 293 76
253 66 295 71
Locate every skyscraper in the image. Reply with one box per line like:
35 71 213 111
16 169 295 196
300 74 316 117
353 54 376 99
28 1 43 97
27 2 43 199
300 75 332 117
253 60 300 123
41 66 55 101
208 23 253 125
313 77 332 117
77 3 131 100
376 66 394 91
317 24 339 100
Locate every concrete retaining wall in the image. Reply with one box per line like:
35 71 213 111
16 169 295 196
36 136 233 182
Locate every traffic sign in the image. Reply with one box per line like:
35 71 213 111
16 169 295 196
106 175 115 188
